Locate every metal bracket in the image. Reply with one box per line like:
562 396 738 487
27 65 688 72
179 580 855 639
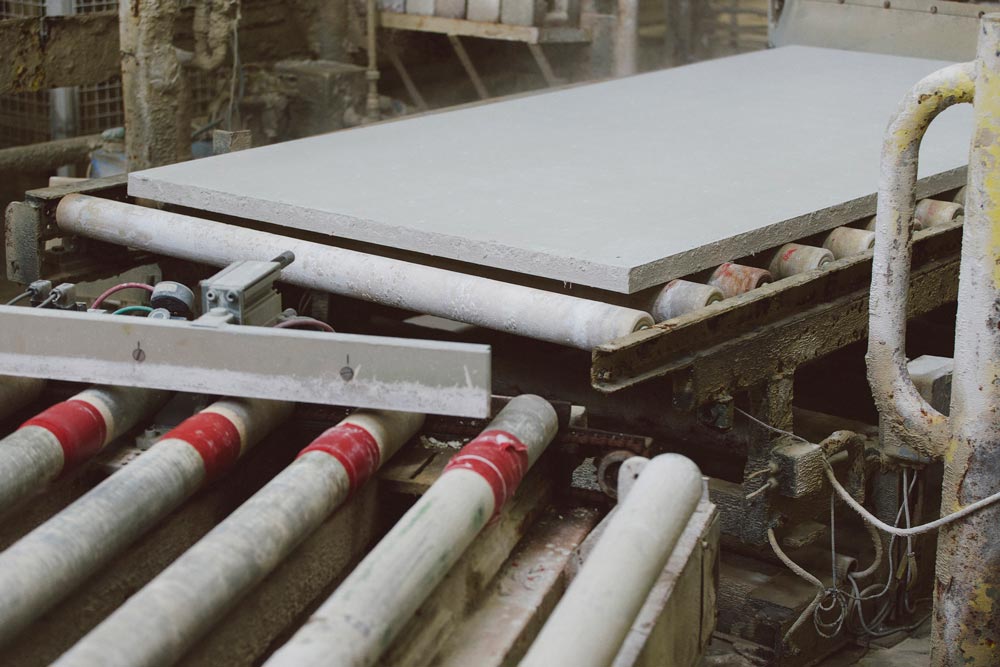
0 305 492 417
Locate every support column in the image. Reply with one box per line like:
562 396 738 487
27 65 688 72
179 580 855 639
119 0 187 169
932 14 1000 666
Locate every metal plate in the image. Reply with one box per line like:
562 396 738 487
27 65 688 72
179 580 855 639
772 0 981 62
0 306 492 417
129 46 973 294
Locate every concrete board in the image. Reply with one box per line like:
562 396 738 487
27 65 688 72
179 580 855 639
466 0 499 22
500 0 540 25
129 47 974 294
434 0 465 17
405 0 433 14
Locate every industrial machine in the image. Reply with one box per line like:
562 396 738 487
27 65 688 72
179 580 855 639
1 9 999 667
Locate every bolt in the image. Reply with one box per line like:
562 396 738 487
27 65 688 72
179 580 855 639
340 366 354 382
132 343 145 363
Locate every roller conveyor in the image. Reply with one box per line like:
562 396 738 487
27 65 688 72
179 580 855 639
128 46 971 294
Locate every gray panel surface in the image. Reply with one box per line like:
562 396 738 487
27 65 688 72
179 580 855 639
129 46 974 294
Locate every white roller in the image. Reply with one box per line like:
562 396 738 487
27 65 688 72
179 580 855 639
0 376 45 421
263 395 558 667
520 453 703 667
56 195 653 350
54 410 423 667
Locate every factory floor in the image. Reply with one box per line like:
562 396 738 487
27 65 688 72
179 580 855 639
702 620 931 666
818 620 931 666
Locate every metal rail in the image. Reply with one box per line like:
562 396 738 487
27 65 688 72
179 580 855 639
592 211 964 401
865 15 1000 664
0 305 492 418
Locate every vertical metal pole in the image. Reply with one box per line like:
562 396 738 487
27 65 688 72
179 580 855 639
613 0 638 76
932 15 1000 666
365 0 381 122
119 0 186 169
46 0 79 177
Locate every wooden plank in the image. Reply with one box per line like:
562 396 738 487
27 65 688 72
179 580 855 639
380 11 540 41
380 466 553 667
0 12 120 94
434 505 602 667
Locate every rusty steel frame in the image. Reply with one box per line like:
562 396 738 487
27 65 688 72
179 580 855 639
864 15 1000 665
591 205 965 407
934 18 1000 663
4 175 143 286
0 12 120 95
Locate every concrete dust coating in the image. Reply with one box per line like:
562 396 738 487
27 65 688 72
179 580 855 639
129 46 973 294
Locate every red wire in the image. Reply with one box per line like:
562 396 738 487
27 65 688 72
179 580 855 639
91 282 155 309
273 318 336 333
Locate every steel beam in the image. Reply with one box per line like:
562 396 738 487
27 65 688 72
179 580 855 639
0 306 492 417
592 211 964 397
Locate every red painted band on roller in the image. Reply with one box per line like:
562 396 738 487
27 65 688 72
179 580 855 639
21 399 107 472
163 412 242 482
298 423 380 494
444 429 529 517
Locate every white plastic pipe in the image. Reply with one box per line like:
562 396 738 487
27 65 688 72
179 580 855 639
0 375 45 421
56 195 653 350
263 395 558 667
0 397 292 648
647 279 722 321
0 386 169 514
53 409 424 667
520 453 703 667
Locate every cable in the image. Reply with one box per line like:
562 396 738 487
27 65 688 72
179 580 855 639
92 282 154 309
5 291 31 306
735 407 811 445
767 528 823 588
112 306 154 316
744 478 775 500
845 471 916 637
34 293 57 309
853 521 884 581
273 317 336 333
735 407 1000 537
767 528 831 643
825 461 1000 537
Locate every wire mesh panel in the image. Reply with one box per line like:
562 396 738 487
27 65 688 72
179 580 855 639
78 79 125 134
0 0 45 18
1 0 125 147
701 0 768 57
0 93 51 148
73 0 116 11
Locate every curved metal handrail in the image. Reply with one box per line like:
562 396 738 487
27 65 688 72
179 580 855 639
866 61 975 458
